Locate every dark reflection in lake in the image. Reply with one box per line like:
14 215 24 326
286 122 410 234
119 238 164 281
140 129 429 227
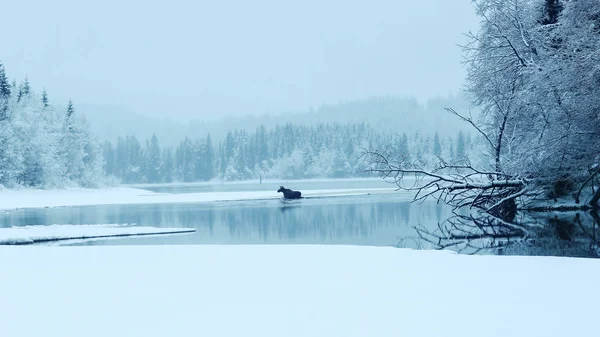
415 210 600 258
0 193 451 247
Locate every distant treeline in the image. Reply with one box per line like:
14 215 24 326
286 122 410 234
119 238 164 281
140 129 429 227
88 94 474 149
101 123 477 183
0 60 477 189
0 61 478 189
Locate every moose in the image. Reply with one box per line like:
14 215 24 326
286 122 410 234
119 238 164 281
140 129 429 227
277 186 302 199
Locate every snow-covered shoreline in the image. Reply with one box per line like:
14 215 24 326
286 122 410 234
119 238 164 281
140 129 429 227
0 244 598 337
0 224 196 245
0 186 401 211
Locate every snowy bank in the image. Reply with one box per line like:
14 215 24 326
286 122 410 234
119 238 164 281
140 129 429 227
0 224 195 245
0 186 401 210
0 245 598 337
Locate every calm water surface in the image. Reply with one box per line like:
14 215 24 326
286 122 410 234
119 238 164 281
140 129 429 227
1 180 450 248
3 180 599 257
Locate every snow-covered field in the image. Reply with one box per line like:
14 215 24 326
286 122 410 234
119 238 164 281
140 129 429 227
0 186 401 210
0 245 598 337
0 224 195 245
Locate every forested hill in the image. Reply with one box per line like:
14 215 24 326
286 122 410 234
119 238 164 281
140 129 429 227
0 60 478 188
85 94 475 147
102 123 477 183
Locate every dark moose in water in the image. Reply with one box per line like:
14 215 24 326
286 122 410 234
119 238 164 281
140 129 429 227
277 186 302 199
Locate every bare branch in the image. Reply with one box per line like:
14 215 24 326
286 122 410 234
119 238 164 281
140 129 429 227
445 107 495 150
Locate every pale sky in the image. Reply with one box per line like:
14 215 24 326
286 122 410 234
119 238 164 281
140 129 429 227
0 0 479 121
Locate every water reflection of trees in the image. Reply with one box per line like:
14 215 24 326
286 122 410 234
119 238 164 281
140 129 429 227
411 210 600 258
6 199 599 256
2 199 453 245
220 200 421 241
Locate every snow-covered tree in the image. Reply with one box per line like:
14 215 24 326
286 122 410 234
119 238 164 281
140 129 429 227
41 88 49 108
65 99 75 129
162 148 174 183
365 0 600 218
146 133 162 183
0 62 10 121
0 63 10 97
462 0 600 202
0 66 103 188
432 132 442 157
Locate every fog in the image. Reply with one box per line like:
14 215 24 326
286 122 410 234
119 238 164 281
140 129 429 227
1 0 478 123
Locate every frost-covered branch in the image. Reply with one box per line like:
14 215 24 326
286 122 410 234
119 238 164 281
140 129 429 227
444 108 494 150
362 149 526 219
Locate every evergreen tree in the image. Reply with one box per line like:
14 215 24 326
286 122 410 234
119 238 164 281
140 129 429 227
401 133 410 162
162 148 174 183
21 77 30 96
77 116 103 187
0 62 10 120
193 138 205 182
456 131 466 160
65 99 75 130
0 62 10 98
203 134 214 180
432 132 442 157
102 141 116 176
221 131 235 177
16 77 30 103
123 135 144 183
114 136 126 178
41 88 49 108
16 85 22 103
217 143 226 179
256 125 268 165
146 133 162 183
176 137 195 182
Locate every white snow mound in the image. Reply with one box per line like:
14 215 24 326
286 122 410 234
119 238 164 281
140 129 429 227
0 224 195 245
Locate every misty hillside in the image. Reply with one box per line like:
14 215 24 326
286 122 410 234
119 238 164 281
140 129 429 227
82 95 476 147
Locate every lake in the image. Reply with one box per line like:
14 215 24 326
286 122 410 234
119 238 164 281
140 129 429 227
0 179 451 249
2 179 598 257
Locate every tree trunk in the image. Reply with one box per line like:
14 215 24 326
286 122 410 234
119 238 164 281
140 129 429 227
590 187 600 207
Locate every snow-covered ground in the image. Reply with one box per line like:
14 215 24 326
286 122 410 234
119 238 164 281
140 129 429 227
0 224 195 245
0 186 401 210
0 245 598 337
